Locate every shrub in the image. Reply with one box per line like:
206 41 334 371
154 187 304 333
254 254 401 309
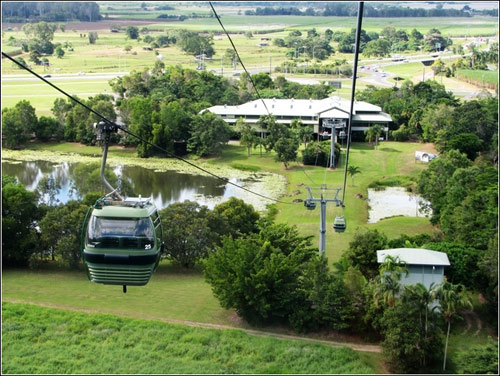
204 221 351 331
302 140 340 167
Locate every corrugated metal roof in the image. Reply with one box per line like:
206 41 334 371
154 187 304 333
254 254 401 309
353 112 393 122
377 248 450 266
205 96 388 120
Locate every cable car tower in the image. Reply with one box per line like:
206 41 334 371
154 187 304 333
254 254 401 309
304 185 345 257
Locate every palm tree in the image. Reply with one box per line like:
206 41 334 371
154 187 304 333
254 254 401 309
403 282 439 366
364 124 383 148
374 255 407 307
436 281 473 371
347 165 361 185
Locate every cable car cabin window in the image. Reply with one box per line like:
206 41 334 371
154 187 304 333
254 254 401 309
87 216 155 250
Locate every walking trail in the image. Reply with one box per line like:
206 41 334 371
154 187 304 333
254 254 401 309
3 298 382 353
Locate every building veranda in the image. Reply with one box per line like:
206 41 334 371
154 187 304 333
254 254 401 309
202 96 392 142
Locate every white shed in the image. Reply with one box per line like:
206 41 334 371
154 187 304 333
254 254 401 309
377 248 450 290
415 151 438 163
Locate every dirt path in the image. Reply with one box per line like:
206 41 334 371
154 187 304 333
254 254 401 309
3 298 382 353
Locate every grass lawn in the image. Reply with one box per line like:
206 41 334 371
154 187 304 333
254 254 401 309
206 141 436 262
1 302 379 374
1 79 113 117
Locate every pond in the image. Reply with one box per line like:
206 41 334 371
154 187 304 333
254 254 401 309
367 187 432 223
1 159 285 211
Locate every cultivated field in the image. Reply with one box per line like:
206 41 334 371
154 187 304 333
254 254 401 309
1 302 379 374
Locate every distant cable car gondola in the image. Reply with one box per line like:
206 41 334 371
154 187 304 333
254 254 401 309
304 199 317 210
333 203 346 233
81 121 164 293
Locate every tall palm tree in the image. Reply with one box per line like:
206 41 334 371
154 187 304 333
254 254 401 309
436 281 473 371
347 165 361 185
374 255 407 307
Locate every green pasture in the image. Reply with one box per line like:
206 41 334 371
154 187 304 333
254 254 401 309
456 69 499 85
1 302 379 374
207 141 436 262
129 15 499 37
1 79 113 116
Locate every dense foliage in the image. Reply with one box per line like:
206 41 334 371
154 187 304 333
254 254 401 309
204 221 351 332
2 176 44 267
302 140 341 167
244 3 476 18
2 2 101 22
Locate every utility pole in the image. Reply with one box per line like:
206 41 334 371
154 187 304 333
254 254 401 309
304 185 344 256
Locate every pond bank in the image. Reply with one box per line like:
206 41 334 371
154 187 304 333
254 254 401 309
2 149 288 212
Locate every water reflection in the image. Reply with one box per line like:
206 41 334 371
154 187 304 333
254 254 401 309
367 187 432 223
2 159 248 210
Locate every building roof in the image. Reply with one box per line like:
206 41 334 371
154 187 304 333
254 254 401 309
377 248 451 266
204 96 391 123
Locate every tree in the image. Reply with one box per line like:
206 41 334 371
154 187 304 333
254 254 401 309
291 119 312 148
274 136 299 169
204 221 350 331
2 100 38 148
38 200 89 268
478 237 498 315
363 39 391 57
187 112 233 157
159 201 222 268
418 149 472 224
35 116 62 141
235 117 256 156
364 124 383 147
380 287 444 373
444 133 483 160
125 26 139 39
347 165 361 185
213 197 260 237
88 31 98 44
2 178 42 267
343 229 388 279
436 282 472 371
373 255 408 308
55 45 65 58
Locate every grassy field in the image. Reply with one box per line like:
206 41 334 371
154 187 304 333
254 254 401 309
207 141 437 261
1 79 113 117
456 69 499 86
1 302 379 374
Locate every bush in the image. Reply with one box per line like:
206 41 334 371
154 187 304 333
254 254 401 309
454 340 498 374
302 140 340 167
423 241 485 288
204 221 351 331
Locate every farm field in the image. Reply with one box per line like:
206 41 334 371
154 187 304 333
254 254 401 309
456 68 499 86
1 79 114 117
1 302 380 374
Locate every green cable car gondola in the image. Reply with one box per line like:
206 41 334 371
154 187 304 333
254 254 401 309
82 196 164 292
333 202 346 233
333 216 346 233
81 121 164 293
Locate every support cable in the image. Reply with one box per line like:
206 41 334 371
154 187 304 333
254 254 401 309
210 1 319 187
341 1 364 203
1 51 292 205
209 1 272 115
